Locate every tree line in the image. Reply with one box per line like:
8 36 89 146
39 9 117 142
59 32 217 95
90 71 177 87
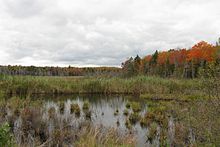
0 66 121 77
1 39 220 78
122 40 220 78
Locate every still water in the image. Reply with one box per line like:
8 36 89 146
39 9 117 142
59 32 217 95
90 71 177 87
36 94 166 146
7 94 177 146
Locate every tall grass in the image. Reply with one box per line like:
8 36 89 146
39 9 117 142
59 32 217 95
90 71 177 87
75 126 135 147
0 75 203 97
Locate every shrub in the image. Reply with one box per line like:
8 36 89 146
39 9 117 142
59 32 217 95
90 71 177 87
0 123 14 147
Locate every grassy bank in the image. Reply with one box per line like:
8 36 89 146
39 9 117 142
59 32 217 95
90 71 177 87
0 75 205 98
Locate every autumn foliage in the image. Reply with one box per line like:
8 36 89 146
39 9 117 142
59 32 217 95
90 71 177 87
187 41 216 62
122 40 220 78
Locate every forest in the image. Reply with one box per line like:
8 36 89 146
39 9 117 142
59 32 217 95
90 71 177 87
0 66 121 77
122 40 220 78
1 40 220 79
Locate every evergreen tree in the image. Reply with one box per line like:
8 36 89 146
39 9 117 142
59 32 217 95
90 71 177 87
150 50 158 65
122 57 134 76
133 55 141 74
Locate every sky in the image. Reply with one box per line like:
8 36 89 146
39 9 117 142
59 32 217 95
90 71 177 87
0 0 220 67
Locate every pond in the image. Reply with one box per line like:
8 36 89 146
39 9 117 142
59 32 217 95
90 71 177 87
41 94 175 146
44 95 149 146
3 94 180 146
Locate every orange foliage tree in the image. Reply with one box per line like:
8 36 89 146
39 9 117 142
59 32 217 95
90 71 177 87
157 51 169 65
169 49 187 66
187 41 215 63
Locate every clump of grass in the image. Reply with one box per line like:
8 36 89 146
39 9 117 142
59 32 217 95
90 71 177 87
59 101 65 114
71 103 81 116
75 126 136 146
141 109 168 127
125 119 132 129
0 100 7 118
140 112 154 127
125 102 131 109
84 110 92 119
13 108 20 117
114 109 119 116
82 101 90 110
129 112 140 124
147 122 158 144
48 107 56 119
131 102 141 113
116 119 120 126
52 128 73 146
123 109 129 116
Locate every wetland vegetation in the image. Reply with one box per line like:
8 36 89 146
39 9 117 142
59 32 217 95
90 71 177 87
0 40 219 146
0 71 219 146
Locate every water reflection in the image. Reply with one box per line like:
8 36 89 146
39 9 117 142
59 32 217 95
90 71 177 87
41 95 158 146
4 94 181 146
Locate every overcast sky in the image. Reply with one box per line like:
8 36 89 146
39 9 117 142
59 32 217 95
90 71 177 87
0 0 220 67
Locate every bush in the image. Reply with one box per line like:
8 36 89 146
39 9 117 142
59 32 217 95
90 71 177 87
0 123 14 147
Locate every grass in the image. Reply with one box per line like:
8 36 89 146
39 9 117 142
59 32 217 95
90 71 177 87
123 109 129 116
0 74 218 146
140 93 209 101
70 103 81 116
130 102 141 113
129 112 141 124
75 126 136 147
59 101 65 113
0 92 219 146
82 101 90 110
114 109 119 116
0 75 204 99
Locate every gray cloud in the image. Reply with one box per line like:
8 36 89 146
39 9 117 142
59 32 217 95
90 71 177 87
0 0 220 66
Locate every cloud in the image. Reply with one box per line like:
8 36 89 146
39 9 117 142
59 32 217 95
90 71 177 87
0 0 220 66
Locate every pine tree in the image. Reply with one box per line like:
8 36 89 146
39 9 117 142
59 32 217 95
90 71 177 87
150 50 158 65
133 55 141 74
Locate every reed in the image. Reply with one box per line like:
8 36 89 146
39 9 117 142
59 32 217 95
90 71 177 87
0 75 204 98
